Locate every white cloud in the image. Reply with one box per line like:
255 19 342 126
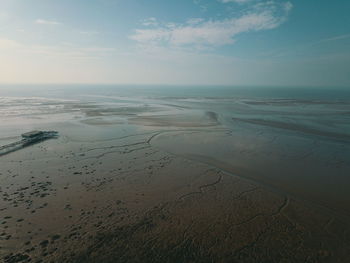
187 18 204 25
319 34 350 43
130 1 292 48
130 29 171 45
142 17 158 26
283 1 293 12
219 0 252 3
35 19 62 25
79 31 99 36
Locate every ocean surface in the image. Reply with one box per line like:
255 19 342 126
1 84 350 217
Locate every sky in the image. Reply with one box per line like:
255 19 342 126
0 0 349 87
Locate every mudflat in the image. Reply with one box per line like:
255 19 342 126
1 89 350 262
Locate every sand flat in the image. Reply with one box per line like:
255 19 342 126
1 90 350 262
1 128 349 262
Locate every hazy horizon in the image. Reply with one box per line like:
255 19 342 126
0 83 350 89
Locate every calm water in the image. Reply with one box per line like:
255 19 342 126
1 84 350 100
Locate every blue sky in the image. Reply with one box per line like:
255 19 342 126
0 0 349 86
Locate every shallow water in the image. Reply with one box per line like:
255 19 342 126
1 85 349 217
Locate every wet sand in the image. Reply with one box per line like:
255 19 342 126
1 92 350 262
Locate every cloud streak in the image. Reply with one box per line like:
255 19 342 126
218 0 252 4
35 19 62 25
130 1 292 48
0 37 116 60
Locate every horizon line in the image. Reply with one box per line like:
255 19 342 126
0 83 349 89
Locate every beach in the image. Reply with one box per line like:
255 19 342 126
1 86 350 262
